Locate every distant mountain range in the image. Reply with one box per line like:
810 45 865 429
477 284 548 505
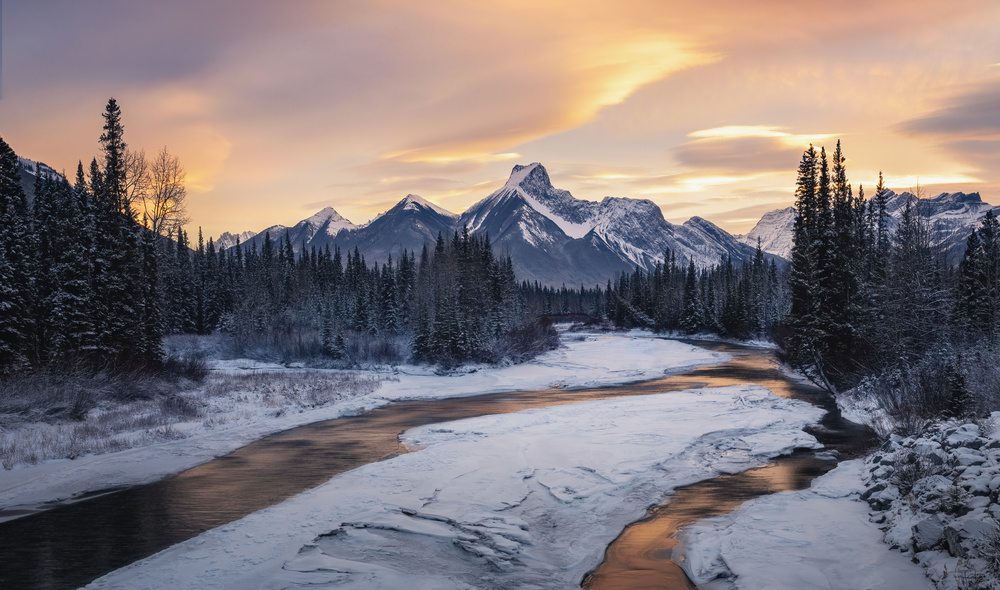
738 190 995 263
16 155 995 285
233 163 764 286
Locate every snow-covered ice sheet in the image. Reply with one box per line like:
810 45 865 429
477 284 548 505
87 385 823 589
0 332 726 519
678 459 934 590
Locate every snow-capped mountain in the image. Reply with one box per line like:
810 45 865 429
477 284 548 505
16 157 63 202
239 206 357 251
459 163 762 285
334 194 459 263
740 191 996 263
224 163 764 286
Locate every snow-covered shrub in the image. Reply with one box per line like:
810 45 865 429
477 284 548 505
341 331 409 367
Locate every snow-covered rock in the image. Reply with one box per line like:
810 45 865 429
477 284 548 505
215 230 258 250
737 206 795 259
859 417 1000 589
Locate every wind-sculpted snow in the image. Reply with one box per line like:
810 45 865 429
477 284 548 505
86 385 824 589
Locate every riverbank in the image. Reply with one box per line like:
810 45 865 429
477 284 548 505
0 331 725 521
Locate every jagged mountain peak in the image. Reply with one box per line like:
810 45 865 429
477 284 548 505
505 162 550 191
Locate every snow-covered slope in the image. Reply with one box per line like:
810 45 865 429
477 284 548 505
738 207 796 259
16 157 63 203
740 191 996 263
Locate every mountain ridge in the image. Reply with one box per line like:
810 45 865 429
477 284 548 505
739 190 996 262
230 163 766 286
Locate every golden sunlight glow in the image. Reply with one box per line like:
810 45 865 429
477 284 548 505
382 34 717 163
688 126 835 145
680 175 757 186
689 126 789 139
4 0 1000 239
883 174 981 187
572 36 720 110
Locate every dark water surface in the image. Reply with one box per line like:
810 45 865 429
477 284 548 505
0 340 863 590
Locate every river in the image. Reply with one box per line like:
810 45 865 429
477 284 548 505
0 340 867 589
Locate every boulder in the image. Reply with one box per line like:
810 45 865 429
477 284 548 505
943 514 999 558
912 516 945 552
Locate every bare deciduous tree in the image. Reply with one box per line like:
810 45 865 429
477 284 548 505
145 146 189 236
124 148 150 218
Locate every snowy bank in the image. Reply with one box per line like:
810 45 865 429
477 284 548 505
677 460 934 589
0 332 726 521
87 385 822 589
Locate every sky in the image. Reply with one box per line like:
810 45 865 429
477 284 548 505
2 0 999 240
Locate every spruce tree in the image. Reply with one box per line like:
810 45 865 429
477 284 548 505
0 137 34 371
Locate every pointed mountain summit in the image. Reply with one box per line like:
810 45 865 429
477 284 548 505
334 194 459 263
393 194 457 219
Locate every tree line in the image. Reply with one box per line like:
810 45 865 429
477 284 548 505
156 224 551 367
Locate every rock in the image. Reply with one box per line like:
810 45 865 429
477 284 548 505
912 516 945 552
914 441 942 454
944 514 999 558
953 448 986 467
962 475 992 497
870 486 900 511
965 496 991 510
945 425 983 449
926 450 947 466
860 482 887 502
944 526 966 557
